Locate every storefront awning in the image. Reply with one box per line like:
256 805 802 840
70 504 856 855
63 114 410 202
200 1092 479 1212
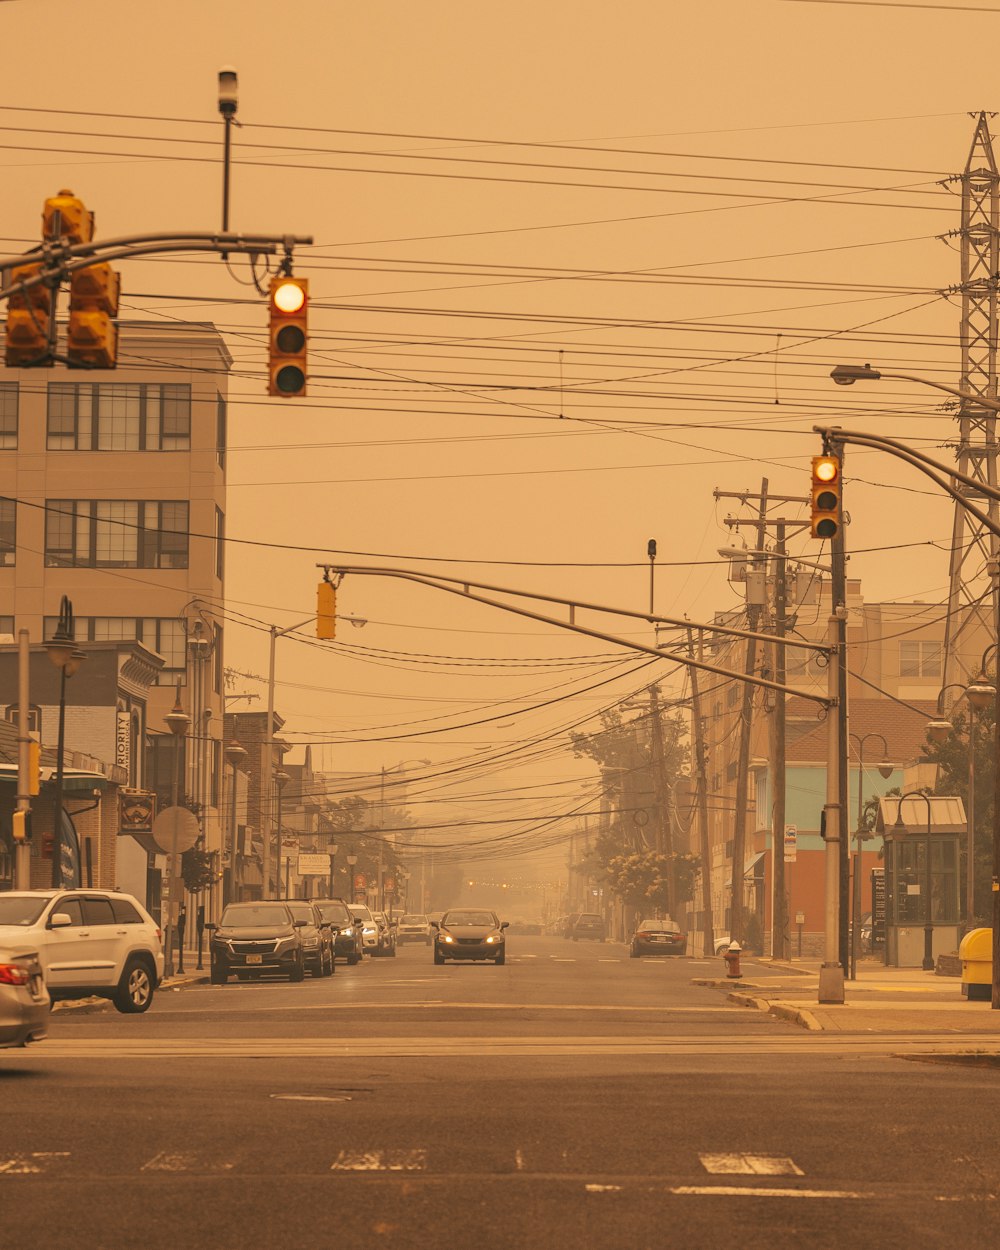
725 851 765 888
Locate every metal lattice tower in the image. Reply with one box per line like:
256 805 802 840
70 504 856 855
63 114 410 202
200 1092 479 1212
942 111 1000 690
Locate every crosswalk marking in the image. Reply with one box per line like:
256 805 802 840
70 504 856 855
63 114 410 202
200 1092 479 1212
700 1153 803 1176
0 1153 69 1175
142 1152 235 1173
671 1185 867 1199
331 1149 426 1173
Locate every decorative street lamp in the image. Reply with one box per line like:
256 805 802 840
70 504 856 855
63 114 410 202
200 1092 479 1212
849 731 892 980
163 685 190 977
44 596 85 889
892 791 935 972
327 840 339 900
346 851 358 902
275 770 290 898
223 740 247 905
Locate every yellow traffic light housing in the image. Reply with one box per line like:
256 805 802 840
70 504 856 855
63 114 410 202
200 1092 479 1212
317 581 336 640
28 739 40 796
811 454 841 540
268 277 308 397
11 810 28 844
5 263 52 366
67 262 120 368
42 189 94 245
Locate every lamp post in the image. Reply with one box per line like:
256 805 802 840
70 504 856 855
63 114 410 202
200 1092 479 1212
346 852 358 903
377 759 430 913
848 732 892 980
327 841 339 900
163 686 191 978
223 741 247 905
44 596 85 889
275 770 290 897
893 790 935 972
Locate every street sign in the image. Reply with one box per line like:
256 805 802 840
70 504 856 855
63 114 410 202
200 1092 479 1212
297 853 331 876
150 806 199 856
784 824 797 863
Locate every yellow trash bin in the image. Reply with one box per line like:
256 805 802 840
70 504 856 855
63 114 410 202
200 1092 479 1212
959 927 993 1001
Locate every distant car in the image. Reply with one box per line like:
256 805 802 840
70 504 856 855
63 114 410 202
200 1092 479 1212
432 909 509 965
568 913 605 942
280 900 335 977
507 917 543 936
713 935 733 956
207 902 308 984
562 912 581 939
0 946 49 1049
0 889 163 1013
396 914 431 945
373 911 397 957
630 918 687 958
316 898 363 965
348 904 382 956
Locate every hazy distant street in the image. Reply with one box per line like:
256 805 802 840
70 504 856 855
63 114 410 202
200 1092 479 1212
3 939 999 1250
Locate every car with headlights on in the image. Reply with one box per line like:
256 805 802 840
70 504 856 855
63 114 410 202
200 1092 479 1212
0 946 49 1050
373 910 397 957
432 909 509 965
348 904 382 956
317 898 362 965
396 914 432 945
281 899 335 977
629 918 687 958
207 902 308 984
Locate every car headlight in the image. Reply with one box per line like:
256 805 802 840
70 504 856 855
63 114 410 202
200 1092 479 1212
363 926 376 935
302 937 320 948
441 934 454 944
486 934 502 944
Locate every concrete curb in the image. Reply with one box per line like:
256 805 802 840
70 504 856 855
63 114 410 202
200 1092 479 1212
51 996 111 1015
726 991 770 1012
767 1001 823 1031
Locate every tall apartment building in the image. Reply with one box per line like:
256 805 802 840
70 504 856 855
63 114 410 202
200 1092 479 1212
0 321 231 906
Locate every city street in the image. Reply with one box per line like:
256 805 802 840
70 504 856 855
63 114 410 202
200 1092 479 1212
3 938 999 1250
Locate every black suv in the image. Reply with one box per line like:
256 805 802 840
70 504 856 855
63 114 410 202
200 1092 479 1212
316 898 362 965
207 902 309 984
281 900 335 977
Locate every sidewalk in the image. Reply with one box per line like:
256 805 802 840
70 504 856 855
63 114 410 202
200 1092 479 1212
694 957 1000 1034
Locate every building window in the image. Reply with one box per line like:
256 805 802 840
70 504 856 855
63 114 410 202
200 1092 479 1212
0 498 15 566
45 500 188 569
214 624 223 694
44 614 188 684
215 507 225 581
0 383 18 449
46 382 191 451
216 393 227 468
899 640 942 679
0 616 14 638
726 761 739 782
727 684 739 707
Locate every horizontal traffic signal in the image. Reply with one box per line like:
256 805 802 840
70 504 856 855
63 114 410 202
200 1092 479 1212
268 277 308 397
811 454 841 540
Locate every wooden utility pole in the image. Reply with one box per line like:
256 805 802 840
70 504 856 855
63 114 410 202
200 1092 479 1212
771 523 790 961
688 628 714 957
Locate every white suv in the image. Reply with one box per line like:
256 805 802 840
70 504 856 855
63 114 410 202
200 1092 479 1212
0 890 164 1014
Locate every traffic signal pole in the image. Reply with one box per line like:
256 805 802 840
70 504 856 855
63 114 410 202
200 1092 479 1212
14 629 32 890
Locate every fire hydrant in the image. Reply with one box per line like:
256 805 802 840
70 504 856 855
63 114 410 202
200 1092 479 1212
723 941 742 979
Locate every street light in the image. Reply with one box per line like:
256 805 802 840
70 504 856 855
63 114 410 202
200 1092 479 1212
223 741 247 904
162 685 190 977
346 851 358 903
44 596 85 889
327 841 339 900
275 770 290 897
849 731 892 979
892 791 935 972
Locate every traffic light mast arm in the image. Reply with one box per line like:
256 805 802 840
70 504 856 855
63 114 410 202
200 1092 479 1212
318 561 833 706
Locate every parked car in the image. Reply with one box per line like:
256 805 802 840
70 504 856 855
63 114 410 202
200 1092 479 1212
568 913 605 942
280 900 335 977
396 914 432 945
507 917 543 936
629 918 687 958
562 912 581 939
0 946 49 1049
0 889 163 1013
207 902 308 984
432 909 509 965
348 904 382 956
316 898 363 965
373 911 397 957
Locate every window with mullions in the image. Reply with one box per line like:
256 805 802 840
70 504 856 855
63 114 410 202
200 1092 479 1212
0 383 18 449
46 383 191 451
0 499 15 567
899 640 942 679
43 615 188 684
216 393 227 468
44 500 188 569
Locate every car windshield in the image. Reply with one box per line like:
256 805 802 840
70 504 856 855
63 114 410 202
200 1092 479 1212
0 896 49 926
401 915 427 924
318 904 349 923
220 904 291 928
286 904 314 924
350 907 373 921
443 910 496 927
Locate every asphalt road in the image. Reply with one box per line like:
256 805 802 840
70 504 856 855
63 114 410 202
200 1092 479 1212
2 936 999 1250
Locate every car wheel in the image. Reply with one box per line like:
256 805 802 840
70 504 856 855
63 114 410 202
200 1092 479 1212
210 965 228 985
113 958 155 1014
347 952 360 966
388 945 397 958
434 948 445 965
494 951 506 966
289 955 306 983
629 946 639 959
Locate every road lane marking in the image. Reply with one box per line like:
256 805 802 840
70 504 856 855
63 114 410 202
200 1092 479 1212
0 1153 69 1175
515 1150 525 1171
700 1153 803 1176
586 1184 622 1193
670 1186 868 1199
141 1152 234 1173
270 1094 352 1102
331 1150 426 1172
126 1001 745 1015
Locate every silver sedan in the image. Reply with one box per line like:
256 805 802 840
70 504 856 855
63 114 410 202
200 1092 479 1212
0 946 49 1049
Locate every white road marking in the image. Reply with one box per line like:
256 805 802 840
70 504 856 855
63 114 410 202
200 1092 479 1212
550 958 577 962
671 1185 868 1199
0 1153 69 1175
700 1153 803 1176
270 1094 352 1102
585 1184 622 1193
141 1152 234 1173
515 1149 525 1171
598 959 622 963
331 1149 426 1173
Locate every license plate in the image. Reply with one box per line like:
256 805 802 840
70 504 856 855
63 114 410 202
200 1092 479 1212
245 954 263 965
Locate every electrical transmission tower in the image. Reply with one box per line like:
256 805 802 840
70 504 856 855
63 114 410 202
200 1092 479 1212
942 111 1000 689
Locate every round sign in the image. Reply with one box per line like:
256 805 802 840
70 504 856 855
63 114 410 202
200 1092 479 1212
150 806 200 856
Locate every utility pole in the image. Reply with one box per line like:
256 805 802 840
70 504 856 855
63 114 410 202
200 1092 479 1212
688 628 714 957
832 468 851 974
771 524 789 961
647 682 676 915
14 630 32 890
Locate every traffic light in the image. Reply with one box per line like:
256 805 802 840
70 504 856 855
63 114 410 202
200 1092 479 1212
268 277 308 397
5 263 52 366
317 581 336 640
67 262 120 368
42 189 94 245
11 811 28 844
811 453 841 540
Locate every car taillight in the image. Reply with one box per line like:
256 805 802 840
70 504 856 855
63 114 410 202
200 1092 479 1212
0 963 30 986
